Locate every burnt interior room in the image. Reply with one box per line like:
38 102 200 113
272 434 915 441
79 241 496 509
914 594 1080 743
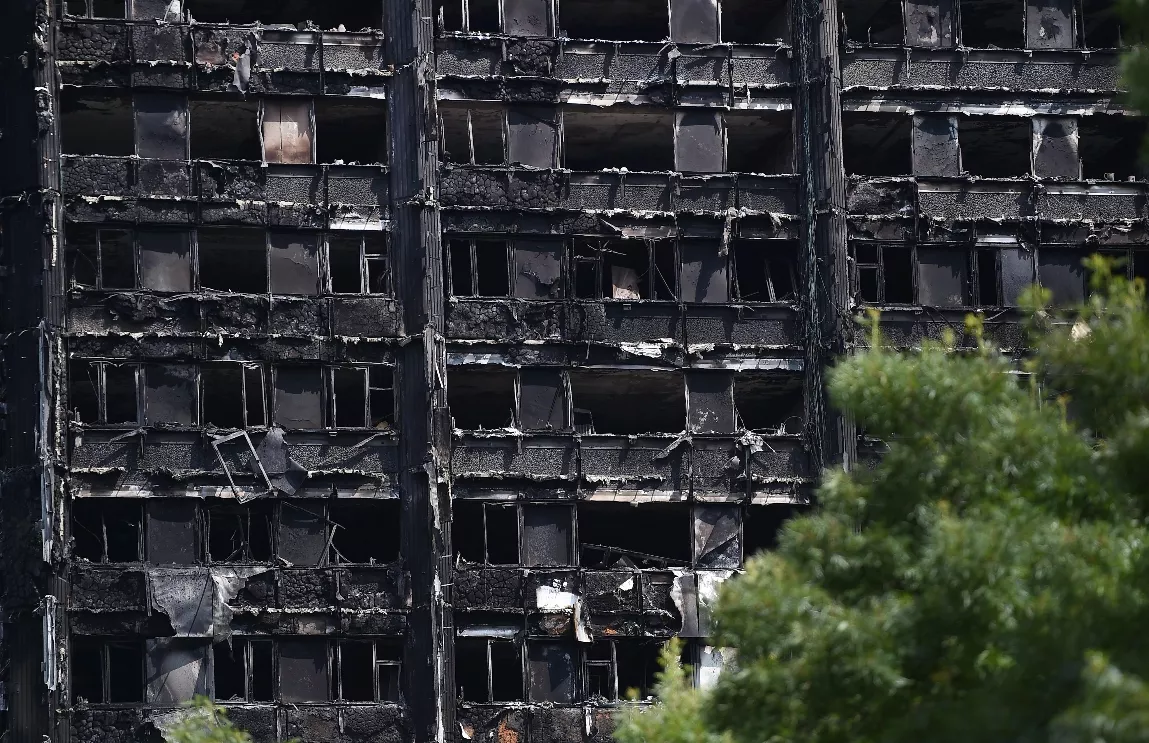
454 633 524 702
743 503 806 557
559 0 669 40
840 0 904 43
734 374 805 434
1079 116 1149 180
198 228 268 292
841 112 912 176
63 0 128 18
447 239 512 296
448 367 518 430
1081 0 1122 46
960 0 1022 47
440 106 506 165
567 370 684 434
731 241 799 302
852 243 915 304
722 0 790 42
959 117 1032 177
184 0 382 29
60 92 133 156
315 99 388 165
563 110 675 171
572 238 676 300
190 99 262 161
725 112 794 174
578 502 691 568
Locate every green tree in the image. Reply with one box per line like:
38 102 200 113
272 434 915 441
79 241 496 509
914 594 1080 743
162 697 257 743
616 262 1149 743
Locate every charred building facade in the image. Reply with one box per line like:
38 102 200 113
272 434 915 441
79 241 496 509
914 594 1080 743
0 0 1139 741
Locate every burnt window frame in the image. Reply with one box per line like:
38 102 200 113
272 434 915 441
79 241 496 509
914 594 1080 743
200 362 268 430
326 232 393 296
849 242 917 305
194 227 270 295
440 106 508 165
67 228 138 291
327 364 397 431
445 237 513 298
455 634 527 703
729 241 800 303
71 499 145 563
212 637 277 703
62 0 127 19
570 238 678 301
70 360 142 426
336 639 403 703
70 637 145 704
207 500 276 563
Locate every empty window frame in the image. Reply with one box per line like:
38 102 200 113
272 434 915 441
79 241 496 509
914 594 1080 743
456 636 525 702
72 499 144 563
572 239 676 300
207 500 274 562
453 500 521 564
960 0 1024 47
578 502 691 568
448 366 517 430
71 639 144 704
277 501 330 566
562 111 675 171
507 107 560 168
733 373 804 435
185 0 382 29
559 0 668 40
66 228 136 290
144 364 197 427
851 243 914 304
1078 116 1148 180
273 366 325 429
841 0 904 43
269 233 321 295
842 112 912 176
201 363 267 429
976 244 1035 306
731 241 798 302
1095 248 1149 285
1080 0 1122 47
198 228 268 293
337 640 402 702
513 240 565 299
314 99 388 165
440 107 506 165
61 92 134 156
330 366 396 430
586 640 661 701
135 93 190 160
527 641 577 702
721 0 790 42
725 112 794 174
568 369 685 435
743 503 807 557
329 233 392 294
905 0 956 46
190 99 261 161
63 0 128 18
959 117 1032 177
70 361 141 425
213 639 274 702
262 99 315 164
434 0 501 31
329 500 402 564
447 238 511 297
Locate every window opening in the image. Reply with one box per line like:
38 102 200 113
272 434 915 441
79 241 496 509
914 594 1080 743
567 369 684 434
584 643 615 701
262 99 314 165
329 233 392 294
734 373 805 434
961 0 1024 46
723 0 790 41
563 111 675 171
190 99 261 161
329 500 401 564
98 229 137 290
448 366 517 430
208 500 274 562
201 363 267 429
61 92 133 156
725 112 794 174
578 502 691 568
959 117 1032 177
447 239 511 297
186 0 381 28
731 242 798 302
147 499 201 564
842 112 912 176
198 228 268 293
452 501 521 564
456 637 524 702
851 243 914 304
72 499 143 562
274 366 325 429
841 0 904 42
744 503 806 557
315 99 387 165
1079 116 1148 180
560 0 669 40
72 640 144 703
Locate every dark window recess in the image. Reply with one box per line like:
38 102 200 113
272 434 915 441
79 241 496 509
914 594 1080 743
71 500 143 563
975 247 1002 305
560 0 668 40
447 239 510 297
330 500 400 564
147 499 201 565
332 366 394 429
521 504 574 567
66 0 128 18
1026 0 1075 48
278 502 328 566
251 641 274 701
527 642 576 703
615 642 661 700
448 367 517 430
1081 0 1122 47
734 374 804 435
66 228 100 289
135 93 189 160
686 371 735 434
212 642 247 702
105 364 141 424
563 111 675 171
722 0 790 42
315 99 388 165
71 640 144 703
208 500 274 562
269 233 320 296
507 107 559 168
960 117 1032 177
274 366 324 429
190 99 261 161
336 641 401 702
694 504 741 568
680 241 729 303
725 113 794 174
568 370 684 435
961 0 1023 47
456 638 524 702
198 228 267 293
584 643 616 701
852 244 914 304
1039 250 1087 305
69 361 101 425
732 242 798 302
1079 116 1148 180
1032 117 1081 179
201 363 266 429
67 228 136 291
744 503 807 557
61 92 133 156
139 231 193 292
578 502 691 569
842 112 912 176
453 501 520 565
439 108 507 165
514 241 564 299
912 115 961 177
519 368 566 430
841 0 904 42
187 0 381 30
279 639 329 703
917 247 971 307
440 108 473 164
573 239 675 300
999 246 1037 306
329 233 391 294
144 364 196 427
905 0 956 46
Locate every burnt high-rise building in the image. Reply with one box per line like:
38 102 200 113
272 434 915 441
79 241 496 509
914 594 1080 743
0 0 1138 741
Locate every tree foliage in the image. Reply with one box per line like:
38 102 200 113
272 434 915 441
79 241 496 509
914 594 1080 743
616 263 1149 743
163 697 257 743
